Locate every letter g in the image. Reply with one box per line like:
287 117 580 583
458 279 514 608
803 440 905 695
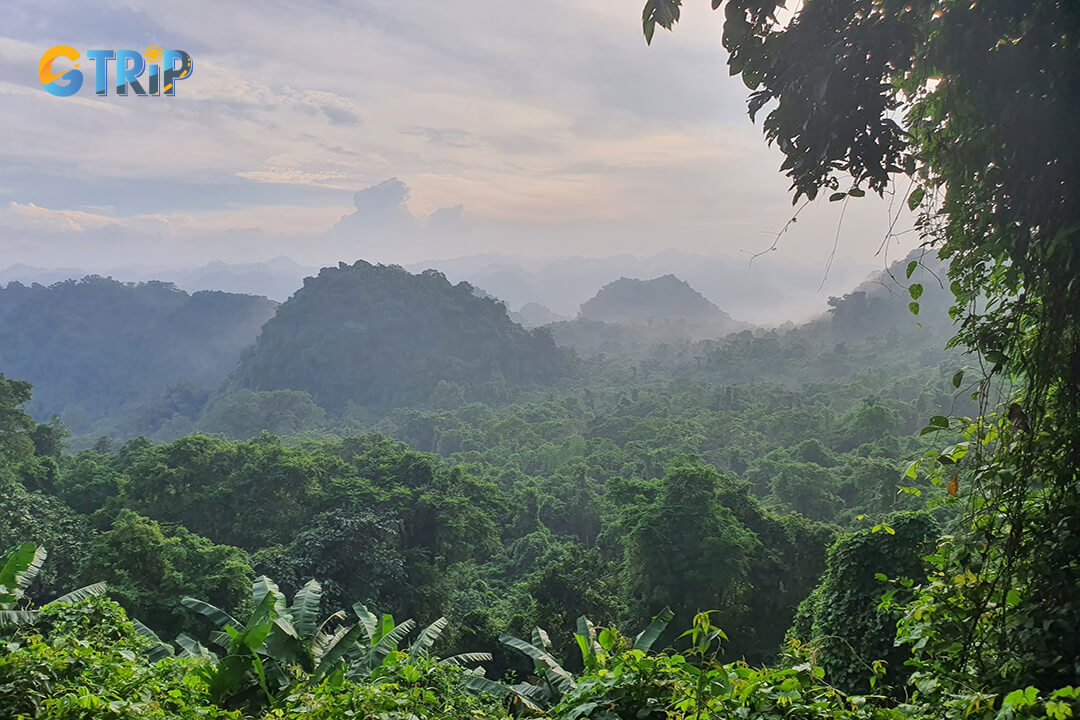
39 45 83 97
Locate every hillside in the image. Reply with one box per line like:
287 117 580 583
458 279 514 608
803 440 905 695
579 274 739 326
0 276 277 429
231 261 568 413
549 274 745 356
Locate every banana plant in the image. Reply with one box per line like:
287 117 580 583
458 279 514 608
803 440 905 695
466 606 674 712
180 575 491 704
0 542 107 627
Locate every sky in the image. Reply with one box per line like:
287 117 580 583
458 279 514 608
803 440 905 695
0 0 918 295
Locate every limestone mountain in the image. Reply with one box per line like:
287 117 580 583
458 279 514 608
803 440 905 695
231 261 568 413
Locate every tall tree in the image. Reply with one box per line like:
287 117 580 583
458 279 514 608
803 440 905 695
642 0 1080 690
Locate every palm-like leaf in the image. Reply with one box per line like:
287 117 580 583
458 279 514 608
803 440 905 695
499 633 577 693
252 576 288 617
408 616 448 659
314 622 367 680
181 597 240 629
0 543 47 606
372 617 415 660
0 609 40 626
48 581 107 605
464 673 545 713
176 632 216 659
441 651 493 667
632 605 674 652
132 618 174 662
352 601 377 639
290 579 322 639
532 626 552 652
574 616 599 668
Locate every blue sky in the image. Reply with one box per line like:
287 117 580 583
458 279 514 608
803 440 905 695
0 0 917 281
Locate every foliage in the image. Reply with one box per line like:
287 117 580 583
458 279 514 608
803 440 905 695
0 542 106 628
0 277 276 437
177 573 490 710
468 606 674 712
643 0 1080 694
78 510 254 640
231 261 568 414
790 512 937 695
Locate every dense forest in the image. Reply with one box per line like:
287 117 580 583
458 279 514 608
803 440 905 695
0 277 277 437
3 2 1079 720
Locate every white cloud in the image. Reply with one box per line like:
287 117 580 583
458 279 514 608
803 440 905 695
0 0 919 287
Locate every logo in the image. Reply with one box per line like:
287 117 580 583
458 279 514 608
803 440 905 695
39 45 193 97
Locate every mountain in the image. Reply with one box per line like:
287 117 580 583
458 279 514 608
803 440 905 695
410 251 877 324
231 261 568 414
160 257 316 301
510 302 571 328
0 257 317 303
579 274 737 326
0 276 277 429
546 275 746 356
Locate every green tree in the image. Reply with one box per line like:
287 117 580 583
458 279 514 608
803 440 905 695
644 0 1080 692
78 510 254 639
0 375 34 462
612 465 759 647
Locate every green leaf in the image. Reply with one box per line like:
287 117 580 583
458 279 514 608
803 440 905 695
0 609 40 627
848 187 865 197
0 543 47 606
906 260 918 279
372 618 416 660
829 192 846 202
441 652 493 667
352 601 377 640
532 626 552 652
314 623 367 680
908 283 923 300
132 618 174 662
290 579 322 639
908 187 925 210
408 616 448 659
182 597 239 629
598 627 616 652
252 576 286 617
952 370 964 388
175 633 215 659
633 605 674 652
499 634 576 692
909 301 920 316
48 581 107 605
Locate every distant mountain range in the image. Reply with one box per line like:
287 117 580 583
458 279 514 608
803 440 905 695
0 257 317 303
2 249 878 325
0 250 948 441
0 276 277 430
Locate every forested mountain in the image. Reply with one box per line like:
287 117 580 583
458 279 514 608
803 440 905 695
547 275 746 356
509 302 570 328
230 261 569 414
578 275 740 328
0 277 277 432
412 250 876 324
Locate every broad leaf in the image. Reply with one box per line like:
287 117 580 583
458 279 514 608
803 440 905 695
0 543 46 606
290 579 322 638
181 597 239 629
314 622 367 680
408 616 448 659
633 605 674 652
48 581 107 605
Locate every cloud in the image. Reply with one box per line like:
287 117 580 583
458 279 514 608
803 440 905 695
0 0 920 290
